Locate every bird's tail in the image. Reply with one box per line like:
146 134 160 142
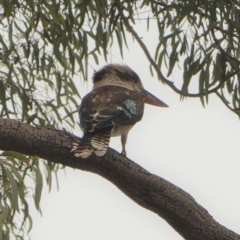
73 128 112 158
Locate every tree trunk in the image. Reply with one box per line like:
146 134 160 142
0 118 239 240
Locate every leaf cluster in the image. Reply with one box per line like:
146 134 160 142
148 0 239 114
0 151 61 240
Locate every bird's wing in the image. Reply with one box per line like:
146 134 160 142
79 86 144 133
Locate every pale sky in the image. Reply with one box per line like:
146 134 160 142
29 22 240 240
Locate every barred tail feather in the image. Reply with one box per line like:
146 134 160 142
74 128 112 158
73 133 94 158
91 128 111 156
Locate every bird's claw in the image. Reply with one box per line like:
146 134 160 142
121 150 127 157
69 142 79 153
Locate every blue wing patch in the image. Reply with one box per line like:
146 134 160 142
123 99 138 118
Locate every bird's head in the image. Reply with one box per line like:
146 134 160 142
92 64 168 107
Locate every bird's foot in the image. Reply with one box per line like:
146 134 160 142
69 142 79 153
121 150 127 157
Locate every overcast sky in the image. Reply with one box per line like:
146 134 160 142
29 21 240 240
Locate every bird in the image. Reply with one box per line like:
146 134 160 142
72 64 168 158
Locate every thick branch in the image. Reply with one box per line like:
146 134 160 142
0 118 239 240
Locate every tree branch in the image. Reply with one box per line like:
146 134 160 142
0 118 239 240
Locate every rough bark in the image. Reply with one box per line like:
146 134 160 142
0 118 239 240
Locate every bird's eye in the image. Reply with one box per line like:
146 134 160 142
132 72 140 83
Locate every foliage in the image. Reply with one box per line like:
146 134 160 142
0 0 239 239
150 0 240 113
0 152 59 240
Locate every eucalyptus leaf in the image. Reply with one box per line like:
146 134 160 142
33 166 43 211
5 168 19 212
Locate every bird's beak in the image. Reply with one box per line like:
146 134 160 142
142 89 168 107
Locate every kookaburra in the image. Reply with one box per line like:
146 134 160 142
73 64 168 158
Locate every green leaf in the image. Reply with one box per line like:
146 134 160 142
181 57 192 95
154 42 162 61
182 70 191 95
55 71 62 95
91 52 99 64
43 2 62 25
8 20 13 48
0 81 7 116
147 14 150 31
34 166 43 211
120 21 128 49
149 65 154 77
53 46 70 70
157 49 165 69
205 63 210 104
43 162 52 192
0 202 9 239
179 35 187 55
232 85 240 109
199 68 206 107
5 168 19 212
212 53 224 86
115 26 123 58
0 157 24 181
67 76 80 97
0 202 8 224
96 21 103 46
167 48 179 77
